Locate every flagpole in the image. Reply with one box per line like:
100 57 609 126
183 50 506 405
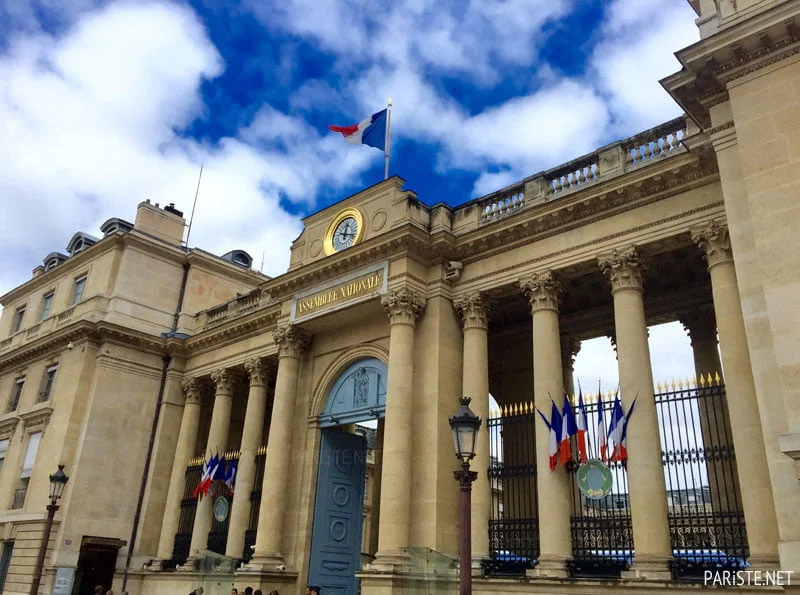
384 97 392 181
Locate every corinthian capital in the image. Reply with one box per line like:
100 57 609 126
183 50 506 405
598 246 647 293
273 325 312 359
453 292 490 330
519 271 562 313
244 357 276 387
181 378 203 405
210 368 233 394
381 288 425 326
691 220 733 269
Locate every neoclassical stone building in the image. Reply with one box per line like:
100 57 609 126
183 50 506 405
1 1 799 594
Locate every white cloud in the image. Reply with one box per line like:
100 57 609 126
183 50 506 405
0 1 375 295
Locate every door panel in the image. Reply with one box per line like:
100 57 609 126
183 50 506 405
308 429 367 595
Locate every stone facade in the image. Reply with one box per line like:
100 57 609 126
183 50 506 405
1 2 800 594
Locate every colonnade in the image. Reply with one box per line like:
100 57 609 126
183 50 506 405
155 221 778 577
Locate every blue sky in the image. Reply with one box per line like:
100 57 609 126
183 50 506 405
0 0 702 389
0 0 697 287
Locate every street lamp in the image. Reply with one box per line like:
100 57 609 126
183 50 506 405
30 465 69 595
449 397 481 595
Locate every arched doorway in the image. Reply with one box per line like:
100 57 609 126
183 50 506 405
308 358 387 595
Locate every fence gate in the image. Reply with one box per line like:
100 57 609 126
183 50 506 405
486 403 539 575
170 459 202 566
656 376 748 579
568 395 633 578
243 448 267 562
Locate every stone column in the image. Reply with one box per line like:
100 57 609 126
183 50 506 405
226 358 275 559
681 307 740 512
560 335 581 398
373 287 425 570
520 271 571 577
598 246 671 579
156 379 204 560
187 369 234 558
691 221 779 566
250 326 311 568
454 293 491 565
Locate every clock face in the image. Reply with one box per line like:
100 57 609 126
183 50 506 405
332 216 359 251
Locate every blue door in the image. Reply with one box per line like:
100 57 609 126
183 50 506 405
308 429 367 595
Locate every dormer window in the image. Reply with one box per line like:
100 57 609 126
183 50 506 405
42 253 68 271
66 232 98 256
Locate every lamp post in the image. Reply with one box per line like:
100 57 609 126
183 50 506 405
30 465 69 595
449 397 481 595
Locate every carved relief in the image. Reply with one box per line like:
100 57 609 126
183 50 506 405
454 292 490 330
519 271 562 313
691 220 733 269
244 358 276 387
210 368 234 394
381 288 425 326
273 325 312 359
181 378 203 405
598 246 647 293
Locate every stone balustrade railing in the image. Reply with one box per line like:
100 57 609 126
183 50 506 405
200 288 273 329
476 116 688 224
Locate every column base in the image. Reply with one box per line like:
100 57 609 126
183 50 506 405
748 554 781 572
368 549 413 573
526 555 570 578
240 551 287 572
471 555 488 577
178 549 237 573
143 559 170 572
621 554 672 581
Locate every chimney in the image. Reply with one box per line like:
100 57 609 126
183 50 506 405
134 201 186 245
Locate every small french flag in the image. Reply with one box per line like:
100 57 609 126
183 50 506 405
329 109 388 151
576 388 588 464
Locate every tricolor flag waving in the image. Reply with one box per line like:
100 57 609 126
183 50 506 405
329 101 393 179
597 392 608 462
224 458 238 495
608 395 626 462
329 109 388 150
193 453 218 500
618 397 637 463
576 387 589 464
537 401 562 471
560 395 577 465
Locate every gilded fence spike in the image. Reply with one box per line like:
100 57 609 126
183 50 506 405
691 376 697 387
699 374 706 387
677 378 684 390
714 371 721 385
657 380 663 392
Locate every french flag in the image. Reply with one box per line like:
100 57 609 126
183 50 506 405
597 392 608 462
576 388 589 464
618 398 637 463
608 395 626 462
537 402 562 471
560 395 577 465
329 109 388 151
193 453 218 501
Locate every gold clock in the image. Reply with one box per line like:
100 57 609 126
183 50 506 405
324 208 364 255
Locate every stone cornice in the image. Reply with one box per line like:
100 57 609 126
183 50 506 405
381 287 425 327
519 271 562 313
453 292 491 330
691 219 733 269
184 307 280 354
661 4 800 127
0 320 164 371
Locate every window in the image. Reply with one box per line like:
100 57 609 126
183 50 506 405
0 541 13 592
12 307 25 334
38 365 58 402
21 432 41 479
7 377 24 412
0 439 8 473
40 292 54 320
72 276 87 304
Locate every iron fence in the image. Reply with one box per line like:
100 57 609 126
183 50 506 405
242 449 267 562
485 404 539 575
568 396 633 578
656 377 748 580
170 460 202 565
